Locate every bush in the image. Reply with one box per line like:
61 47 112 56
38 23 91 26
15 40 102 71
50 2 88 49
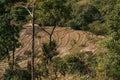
56 52 96 75
42 40 58 61
3 69 31 80
67 4 101 30
88 21 109 35
64 55 85 74
67 19 87 30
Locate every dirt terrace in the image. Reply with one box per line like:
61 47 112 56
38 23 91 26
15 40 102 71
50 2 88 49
14 23 104 67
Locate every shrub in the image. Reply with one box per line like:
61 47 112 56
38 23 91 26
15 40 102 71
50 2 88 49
67 4 101 30
88 21 109 35
64 55 85 74
3 69 31 80
59 52 96 75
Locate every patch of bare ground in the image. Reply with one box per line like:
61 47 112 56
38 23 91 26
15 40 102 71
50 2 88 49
0 62 9 79
13 23 104 67
0 23 105 78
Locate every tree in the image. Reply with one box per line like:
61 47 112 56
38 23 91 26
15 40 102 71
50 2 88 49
90 0 116 17
41 41 59 79
34 0 71 79
37 0 71 47
0 14 20 69
4 69 31 80
16 0 36 80
0 1 21 69
67 3 101 30
95 3 120 80
31 1 35 80
106 4 120 79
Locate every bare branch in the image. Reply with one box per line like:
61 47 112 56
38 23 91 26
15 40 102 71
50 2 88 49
13 2 33 17
50 26 56 36
20 6 33 17
39 25 51 35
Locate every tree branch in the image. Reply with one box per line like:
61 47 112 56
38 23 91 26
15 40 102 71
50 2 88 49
39 25 51 35
50 25 56 36
20 6 33 17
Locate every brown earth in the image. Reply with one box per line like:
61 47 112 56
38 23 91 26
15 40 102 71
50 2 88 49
0 23 104 77
14 23 104 67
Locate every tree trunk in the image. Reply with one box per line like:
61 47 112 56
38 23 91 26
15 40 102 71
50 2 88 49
6 48 11 69
12 48 15 70
31 2 35 80
6 48 10 62
49 25 56 48
49 34 52 48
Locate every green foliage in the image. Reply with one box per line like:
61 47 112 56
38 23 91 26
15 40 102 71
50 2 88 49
88 21 109 35
3 69 30 80
52 57 68 76
11 8 29 23
1 0 120 79
0 3 5 15
36 0 71 26
105 4 120 79
55 52 96 76
95 3 120 80
107 4 120 40
0 0 22 62
88 0 118 35
38 41 59 78
64 54 86 74
35 52 96 79
42 40 58 61
67 4 101 30
94 38 120 80
0 0 29 25
0 14 21 60
91 0 116 16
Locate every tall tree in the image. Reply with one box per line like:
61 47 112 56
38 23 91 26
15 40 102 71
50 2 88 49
0 12 20 69
37 0 71 47
0 0 21 69
31 1 35 80
14 0 36 79
34 0 71 79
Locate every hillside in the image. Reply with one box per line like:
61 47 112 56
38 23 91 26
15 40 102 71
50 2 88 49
0 0 120 79
0 22 105 79
13 23 104 67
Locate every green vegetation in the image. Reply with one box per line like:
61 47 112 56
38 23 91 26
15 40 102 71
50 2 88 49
36 0 71 26
67 3 101 30
0 0 120 80
4 69 30 80
95 3 120 80
0 0 22 69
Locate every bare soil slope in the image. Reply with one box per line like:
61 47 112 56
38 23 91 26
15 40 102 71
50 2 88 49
14 23 104 66
0 23 104 78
